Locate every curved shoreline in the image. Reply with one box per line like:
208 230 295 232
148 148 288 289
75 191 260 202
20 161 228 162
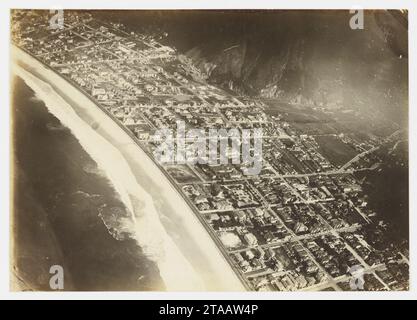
12 45 247 291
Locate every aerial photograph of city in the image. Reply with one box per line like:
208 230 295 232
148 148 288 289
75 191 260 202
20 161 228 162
10 9 409 292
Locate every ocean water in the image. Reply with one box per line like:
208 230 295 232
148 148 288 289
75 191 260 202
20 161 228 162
12 51 246 291
12 76 164 291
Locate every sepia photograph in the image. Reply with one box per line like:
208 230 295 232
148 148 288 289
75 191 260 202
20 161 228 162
9 8 409 293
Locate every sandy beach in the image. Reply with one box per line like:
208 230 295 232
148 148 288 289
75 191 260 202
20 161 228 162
11 46 245 291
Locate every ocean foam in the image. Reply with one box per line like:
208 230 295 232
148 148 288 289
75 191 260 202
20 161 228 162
13 64 206 291
12 46 245 291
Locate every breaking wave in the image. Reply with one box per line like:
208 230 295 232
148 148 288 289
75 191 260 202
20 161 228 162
13 64 205 291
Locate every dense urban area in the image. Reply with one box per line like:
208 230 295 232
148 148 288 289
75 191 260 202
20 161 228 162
12 10 409 291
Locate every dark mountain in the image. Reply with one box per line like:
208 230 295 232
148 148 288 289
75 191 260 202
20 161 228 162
95 10 408 126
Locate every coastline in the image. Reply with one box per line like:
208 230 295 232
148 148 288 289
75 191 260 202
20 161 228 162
11 76 163 291
11 45 245 291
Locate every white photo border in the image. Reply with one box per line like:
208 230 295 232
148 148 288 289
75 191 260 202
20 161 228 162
1 0 415 300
